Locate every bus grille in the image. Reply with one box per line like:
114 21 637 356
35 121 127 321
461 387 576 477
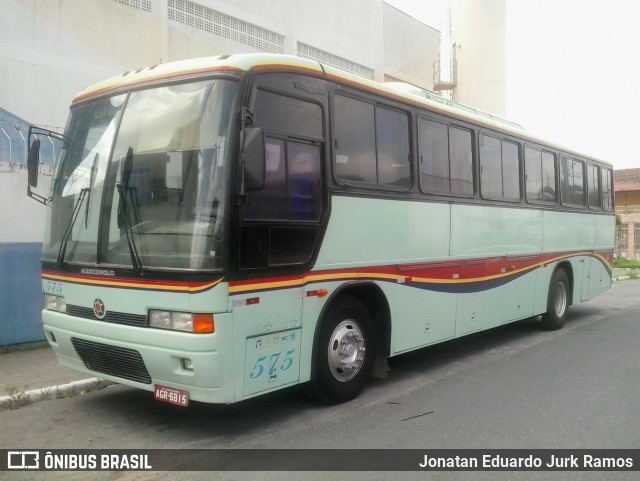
66 305 147 327
71 338 152 384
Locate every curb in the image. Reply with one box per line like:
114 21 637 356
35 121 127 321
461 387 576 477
0 378 113 410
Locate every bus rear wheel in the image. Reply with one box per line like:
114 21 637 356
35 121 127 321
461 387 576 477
540 269 569 330
306 295 376 403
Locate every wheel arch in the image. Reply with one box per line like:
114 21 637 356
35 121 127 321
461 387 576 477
555 260 574 306
310 282 392 378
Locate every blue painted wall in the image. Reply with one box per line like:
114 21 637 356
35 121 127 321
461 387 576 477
0 243 45 345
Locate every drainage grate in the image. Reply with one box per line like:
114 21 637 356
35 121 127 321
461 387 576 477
71 338 152 384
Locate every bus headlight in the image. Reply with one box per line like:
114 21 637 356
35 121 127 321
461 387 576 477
44 294 66 313
148 310 214 334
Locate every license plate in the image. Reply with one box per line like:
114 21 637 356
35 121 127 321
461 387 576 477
153 384 189 407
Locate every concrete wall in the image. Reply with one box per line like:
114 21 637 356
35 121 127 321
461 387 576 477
383 3 440 90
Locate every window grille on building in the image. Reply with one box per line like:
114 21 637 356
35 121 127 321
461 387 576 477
617 224 629 259
113 0 152 13
297 42 374 80
168 0 284 54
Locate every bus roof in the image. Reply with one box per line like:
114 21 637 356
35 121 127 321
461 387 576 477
72 53 609 167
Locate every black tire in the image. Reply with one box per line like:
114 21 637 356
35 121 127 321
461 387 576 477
305 295 376 404
540 269 570 330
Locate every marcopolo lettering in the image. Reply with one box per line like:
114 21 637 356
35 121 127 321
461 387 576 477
80 268 116 276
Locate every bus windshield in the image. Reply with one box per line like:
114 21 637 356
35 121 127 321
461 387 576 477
43 78 237 271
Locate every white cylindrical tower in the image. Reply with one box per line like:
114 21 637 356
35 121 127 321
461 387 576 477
451 0 506 116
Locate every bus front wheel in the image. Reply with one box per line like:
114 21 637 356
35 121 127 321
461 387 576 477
307 295 376 403
540 269 570 330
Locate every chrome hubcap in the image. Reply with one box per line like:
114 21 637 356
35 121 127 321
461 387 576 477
328 319 366 382
554 282 567 317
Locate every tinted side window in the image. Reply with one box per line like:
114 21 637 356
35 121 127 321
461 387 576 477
450 127 473 195
246 137 287 221
560 156 585 206
334 96 376 183
502 140 520 201
525 147 557 203
254 89 322 138
334 94 410 188
246 138 322 222
376 107 410 188
587 164 601 209
525 147 543 201
419 119 472 196
480 135 503 199
419 119 449 193
541 151 557 202
602 167 614 211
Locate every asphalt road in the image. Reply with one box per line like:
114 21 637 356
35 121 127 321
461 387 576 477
2 280 640 481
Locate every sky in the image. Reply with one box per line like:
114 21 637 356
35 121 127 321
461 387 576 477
385 0 640 170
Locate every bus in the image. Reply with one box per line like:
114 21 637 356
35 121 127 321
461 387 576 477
26 53 614 406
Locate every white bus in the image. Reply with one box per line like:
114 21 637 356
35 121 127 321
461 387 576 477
27 54 614 405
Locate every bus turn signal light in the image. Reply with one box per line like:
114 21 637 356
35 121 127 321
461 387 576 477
193 314 214 334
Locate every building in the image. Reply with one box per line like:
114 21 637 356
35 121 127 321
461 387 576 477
614 168 640 259
0 0 507 345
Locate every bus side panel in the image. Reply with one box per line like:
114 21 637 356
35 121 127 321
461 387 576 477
231 288 303 399
391 283 457 354
543 211 594 252
450 204 544 259
591 213 615 298
450 204 542 327
594 214 616 251
314 196 450 269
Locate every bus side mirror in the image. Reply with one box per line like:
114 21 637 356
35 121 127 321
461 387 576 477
244 127 265 191
26 137 49 205
27 138 41 188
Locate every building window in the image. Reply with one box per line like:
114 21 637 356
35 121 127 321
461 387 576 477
113 0 152 12
616 224 628 259
168 0 285 53
298 43 374 80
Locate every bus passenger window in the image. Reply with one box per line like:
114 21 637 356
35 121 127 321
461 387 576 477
541 151 557 202
419 119 449 193
334 94 410 188
376 107 410 188
480 135 502 199
419 120 472 196
587 164 601 209
602 168 614 211
481 135 520 201
525 147 557 203
288 142 322 221
449 127 473 195
334 96 377 184
245 138 287 221
245 138 321 222
560 156 585 206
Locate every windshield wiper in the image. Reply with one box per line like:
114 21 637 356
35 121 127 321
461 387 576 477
56 188 89 269
116 147 144 277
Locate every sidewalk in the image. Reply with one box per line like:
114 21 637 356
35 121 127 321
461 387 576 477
0 343 110 410
0 269 633 410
